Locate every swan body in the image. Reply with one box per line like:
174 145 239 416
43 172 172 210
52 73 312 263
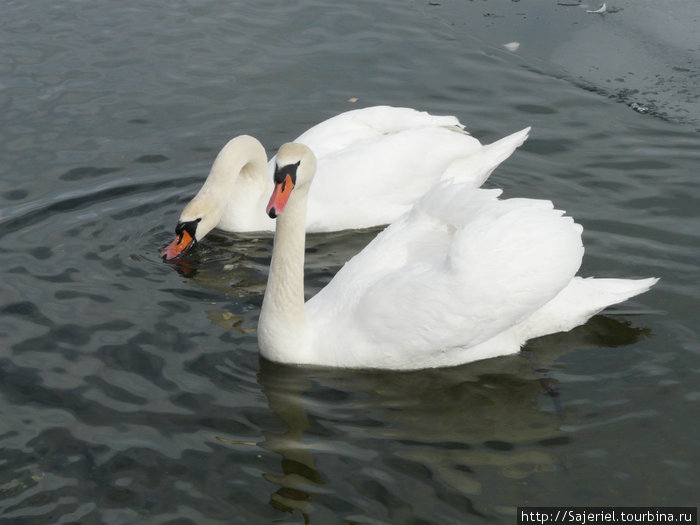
161 106 530 258
258 142 658 370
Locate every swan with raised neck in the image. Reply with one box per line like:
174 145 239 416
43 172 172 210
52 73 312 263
257 142 658 370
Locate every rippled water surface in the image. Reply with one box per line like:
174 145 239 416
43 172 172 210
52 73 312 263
1 1 698 523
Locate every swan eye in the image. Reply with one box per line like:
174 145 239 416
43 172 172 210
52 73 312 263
273 161 300 185
175 218 201 242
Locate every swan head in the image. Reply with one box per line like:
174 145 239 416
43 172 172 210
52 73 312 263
160 193 224 260
266 143 317 218
161 135 267 260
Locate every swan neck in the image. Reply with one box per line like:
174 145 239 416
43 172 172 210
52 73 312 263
210 141 266 193
191 136 269 232
259 192 310 361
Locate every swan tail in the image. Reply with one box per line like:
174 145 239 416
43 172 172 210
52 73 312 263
440 127 531 187
522 276 659 340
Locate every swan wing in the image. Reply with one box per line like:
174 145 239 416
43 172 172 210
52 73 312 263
290 107 530 231
307 185 584 368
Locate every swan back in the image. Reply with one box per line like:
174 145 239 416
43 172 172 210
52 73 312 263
289 106 466 158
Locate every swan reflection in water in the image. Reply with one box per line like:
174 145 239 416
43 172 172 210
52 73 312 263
246 316 650 522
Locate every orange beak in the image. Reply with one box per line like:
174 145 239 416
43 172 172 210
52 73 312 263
161 229 195 260
266 174 295 218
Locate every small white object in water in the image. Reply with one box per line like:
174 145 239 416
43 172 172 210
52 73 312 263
586 2 607 13
503 42 520 52
630 102 649 114
348 97 358 103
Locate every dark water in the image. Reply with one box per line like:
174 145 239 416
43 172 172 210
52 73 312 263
1 1 698 523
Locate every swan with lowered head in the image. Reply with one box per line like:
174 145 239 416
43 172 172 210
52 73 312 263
258 142 658 369
161 106 530 259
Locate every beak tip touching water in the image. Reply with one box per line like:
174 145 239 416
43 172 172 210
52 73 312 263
160 230 195 261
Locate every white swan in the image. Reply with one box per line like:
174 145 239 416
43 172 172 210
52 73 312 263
258 142 658 370
161 106 530 259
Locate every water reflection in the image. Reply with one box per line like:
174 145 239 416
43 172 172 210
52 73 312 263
160 228 380 296
252 315 651 521
258 369 319 521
